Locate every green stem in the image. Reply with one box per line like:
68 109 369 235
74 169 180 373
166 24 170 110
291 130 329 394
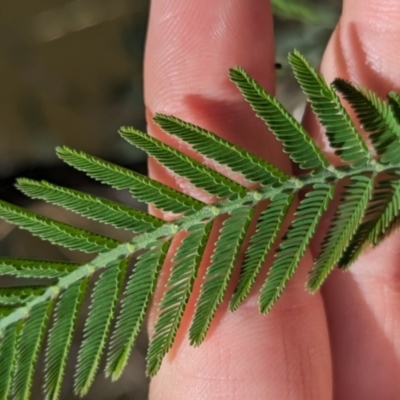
0 160 391 333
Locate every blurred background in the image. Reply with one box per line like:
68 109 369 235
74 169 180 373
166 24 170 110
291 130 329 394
0 1 340 398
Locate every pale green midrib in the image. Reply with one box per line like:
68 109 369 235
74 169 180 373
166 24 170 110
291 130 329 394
0 160 391 333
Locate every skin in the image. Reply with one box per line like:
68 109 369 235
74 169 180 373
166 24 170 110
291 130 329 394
144 1 400 398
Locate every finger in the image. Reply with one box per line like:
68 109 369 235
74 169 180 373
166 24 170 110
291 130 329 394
144 1 332 399
309 1 400 398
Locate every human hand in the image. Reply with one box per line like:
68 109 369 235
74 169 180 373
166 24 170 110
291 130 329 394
144 1 400 398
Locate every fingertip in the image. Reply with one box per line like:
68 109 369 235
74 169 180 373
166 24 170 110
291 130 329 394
320 0 400 93
144 0 276 118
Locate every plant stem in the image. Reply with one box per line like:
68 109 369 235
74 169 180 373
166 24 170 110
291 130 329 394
0 159 391 333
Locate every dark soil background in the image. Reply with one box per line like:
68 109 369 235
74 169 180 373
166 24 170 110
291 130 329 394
0 1 340 399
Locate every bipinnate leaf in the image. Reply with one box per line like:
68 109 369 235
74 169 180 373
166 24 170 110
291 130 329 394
57 146 204 214
333 79 400 164
189 207 253 345
230 193 294 311
260 184 334 313
308 176 374 291
368 176 400 246
74 259 128 397
17 179 164 233
388 92 400 123
0 323 20 400
12 301 53 400
2 51 400 398
106 242 170 381
229 66 329 170
372 215 400 246
288 50 371 166
120 127 247 198
0 258 78 279
153 113 287 185
0 286 47 306
0 200 119 253
44 279 88 400
271 0 329 24
337 176 400 267
146 223 212 376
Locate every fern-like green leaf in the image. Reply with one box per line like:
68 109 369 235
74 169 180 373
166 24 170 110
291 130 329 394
57 146 204 214
17 179 164 233
1 51 400 398
106 241 170 381
189 207 253 345
0 258 78 279
74 259 127 397
308 175 374 291
120 127 247 198
333 79 400 164
0 200 119 253
388 92 400 123
153 113 287 185
146 222 212 376
230 193 294 311
260 184 334 313
288 51 371 166
44 279 88 400
368 175 400 246
0 286 47 306
372 216 400 246
12 301 53 400
271 0 333 25
0 323 20 400
336 176 400 267
229 66 330 170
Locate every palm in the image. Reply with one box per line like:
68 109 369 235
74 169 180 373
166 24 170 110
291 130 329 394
145 1 400 399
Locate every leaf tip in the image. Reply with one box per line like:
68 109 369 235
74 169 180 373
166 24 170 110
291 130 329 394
228 66 246 82
146 357 162 378
305 273 323 294
228 299 239 313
